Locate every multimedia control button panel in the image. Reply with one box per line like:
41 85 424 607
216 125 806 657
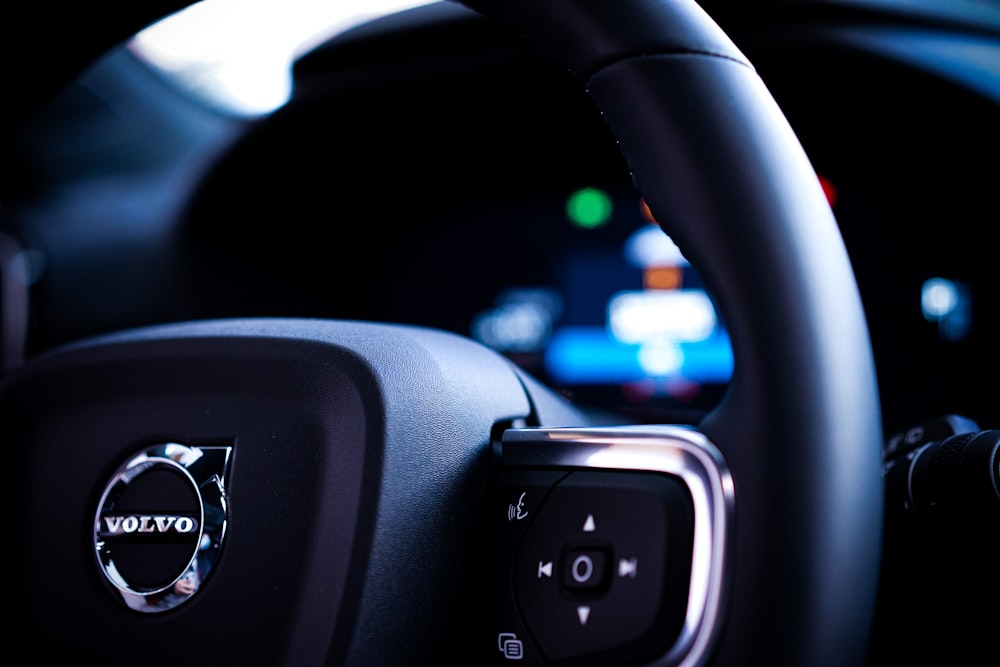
489 425 733 666
518 471 694 665
491 469 694 666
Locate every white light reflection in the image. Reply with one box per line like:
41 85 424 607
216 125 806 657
623 224 689 268
637 341 683 376
608 290 717 345
131 0 439 116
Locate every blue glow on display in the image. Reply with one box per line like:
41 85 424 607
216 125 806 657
545 326 733 385
471 190 736 400
921 277 971 342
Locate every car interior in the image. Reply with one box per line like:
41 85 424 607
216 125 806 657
2 0 997 665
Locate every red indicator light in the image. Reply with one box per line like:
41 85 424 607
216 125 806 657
819 175 837 208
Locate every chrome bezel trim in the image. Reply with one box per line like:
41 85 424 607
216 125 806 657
501 424 734 667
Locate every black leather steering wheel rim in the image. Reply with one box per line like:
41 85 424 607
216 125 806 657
455 1 884 665
1 1 884 666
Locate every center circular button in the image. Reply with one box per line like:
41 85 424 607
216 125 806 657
562 548 609 591
572 555 593 583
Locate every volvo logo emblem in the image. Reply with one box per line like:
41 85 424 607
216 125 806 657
94 443 232 613
101 515 200 535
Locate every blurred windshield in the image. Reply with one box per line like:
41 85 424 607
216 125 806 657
130 0 438 116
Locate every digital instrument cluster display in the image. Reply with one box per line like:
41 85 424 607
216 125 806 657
471 187 733 420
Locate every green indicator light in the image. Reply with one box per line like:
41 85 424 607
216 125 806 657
567 188 612 229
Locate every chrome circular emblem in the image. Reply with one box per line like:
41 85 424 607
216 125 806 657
94 443 232 613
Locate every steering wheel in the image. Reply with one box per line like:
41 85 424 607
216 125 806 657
2 1 883 666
